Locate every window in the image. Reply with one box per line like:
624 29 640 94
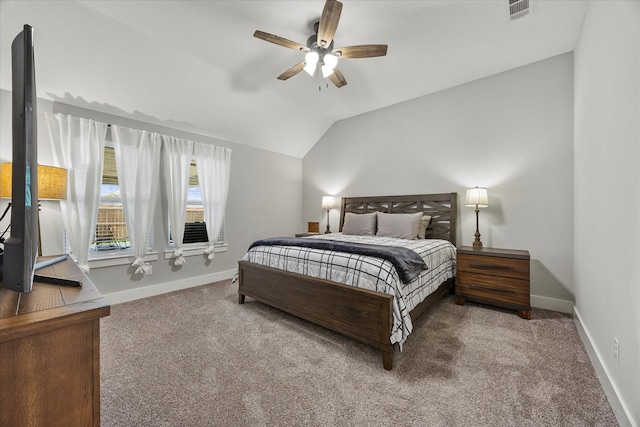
169 160 225 247
49 116 231 272
90 142 154 255
91 145 130 253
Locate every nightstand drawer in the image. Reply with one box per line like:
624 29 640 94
457 253 529 281
457 272 530 307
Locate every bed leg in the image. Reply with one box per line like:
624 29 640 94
238 293 245 304
382 345 393 371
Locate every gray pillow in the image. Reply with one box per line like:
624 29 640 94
342 212 377 236
376 212 424 239
418 215 432 239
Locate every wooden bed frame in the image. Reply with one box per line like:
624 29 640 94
238 193 457 370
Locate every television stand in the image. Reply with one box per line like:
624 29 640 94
0 255 110 427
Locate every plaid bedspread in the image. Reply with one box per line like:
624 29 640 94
240 234 457 347
248 237 428 283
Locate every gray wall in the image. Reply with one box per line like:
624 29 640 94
303 53 575 310
0 89 303 299
574 1 639 424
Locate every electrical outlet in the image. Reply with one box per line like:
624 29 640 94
613 338 619 363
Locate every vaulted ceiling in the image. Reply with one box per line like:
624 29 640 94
0 1 588 158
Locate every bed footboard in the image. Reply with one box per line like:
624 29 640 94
238 260 395 370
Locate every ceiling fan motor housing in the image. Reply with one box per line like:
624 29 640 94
306 34 334 56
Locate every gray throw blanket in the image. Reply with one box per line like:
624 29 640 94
248 237 428 284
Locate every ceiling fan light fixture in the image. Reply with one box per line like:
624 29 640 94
303 63 317 76
321 53 338 77
321 64 334 78
303 51 319 76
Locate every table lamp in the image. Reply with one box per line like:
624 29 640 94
465 187 488 249
321 196 336 234
1 162 68 255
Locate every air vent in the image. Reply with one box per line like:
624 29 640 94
509 0 530 20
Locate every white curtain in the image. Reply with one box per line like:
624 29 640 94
194 143 232 259
161 136 194 266
45 113 108 273
111 126 161 275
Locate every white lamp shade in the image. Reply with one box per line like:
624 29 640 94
321 64 335 78
321 53 338 78
465 187 488 208
322 195 336 209
304 51 319 76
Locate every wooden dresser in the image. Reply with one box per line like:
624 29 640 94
455 246 531 319
0 256 110 427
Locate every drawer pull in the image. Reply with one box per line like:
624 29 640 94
469 263 516 271
469 284 516 294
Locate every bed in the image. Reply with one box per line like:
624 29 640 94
237 193 457 370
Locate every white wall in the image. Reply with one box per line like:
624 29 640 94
303 53 575 311
0 89 303 302
573 1 640 425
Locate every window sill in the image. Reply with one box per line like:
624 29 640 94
88 251 159 269
163 244 228 260
84 244 227 269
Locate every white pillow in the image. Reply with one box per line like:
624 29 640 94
376 212 424 239
341 212 377 236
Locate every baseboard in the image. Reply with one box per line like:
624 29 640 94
573 306 635 427
102 269 236 305
530 294 573 313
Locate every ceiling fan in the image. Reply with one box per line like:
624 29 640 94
254 0 388 88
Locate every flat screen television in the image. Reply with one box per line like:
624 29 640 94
0 25 79 292
1 24 39 293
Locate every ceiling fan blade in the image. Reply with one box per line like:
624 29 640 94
317 0 343 49
333 44 388 59
329 67 347 88
254 30 308 52
277 61 306 81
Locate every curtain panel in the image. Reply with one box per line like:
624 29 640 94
44 113 108 273
161 136 194 265
110 126 162 275
194 143 232 259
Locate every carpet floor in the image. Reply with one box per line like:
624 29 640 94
100 280 617 426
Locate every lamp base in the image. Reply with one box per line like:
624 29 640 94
472 208 483 249
325 209 331 234
472 230 483 249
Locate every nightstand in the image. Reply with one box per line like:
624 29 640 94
455 246 531 319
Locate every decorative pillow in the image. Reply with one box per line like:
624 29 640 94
376 212 424 239
341 212 377 236
418 215 432 239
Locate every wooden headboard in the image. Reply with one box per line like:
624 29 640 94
338 193 458 246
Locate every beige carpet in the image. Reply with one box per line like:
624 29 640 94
100 280 617 426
